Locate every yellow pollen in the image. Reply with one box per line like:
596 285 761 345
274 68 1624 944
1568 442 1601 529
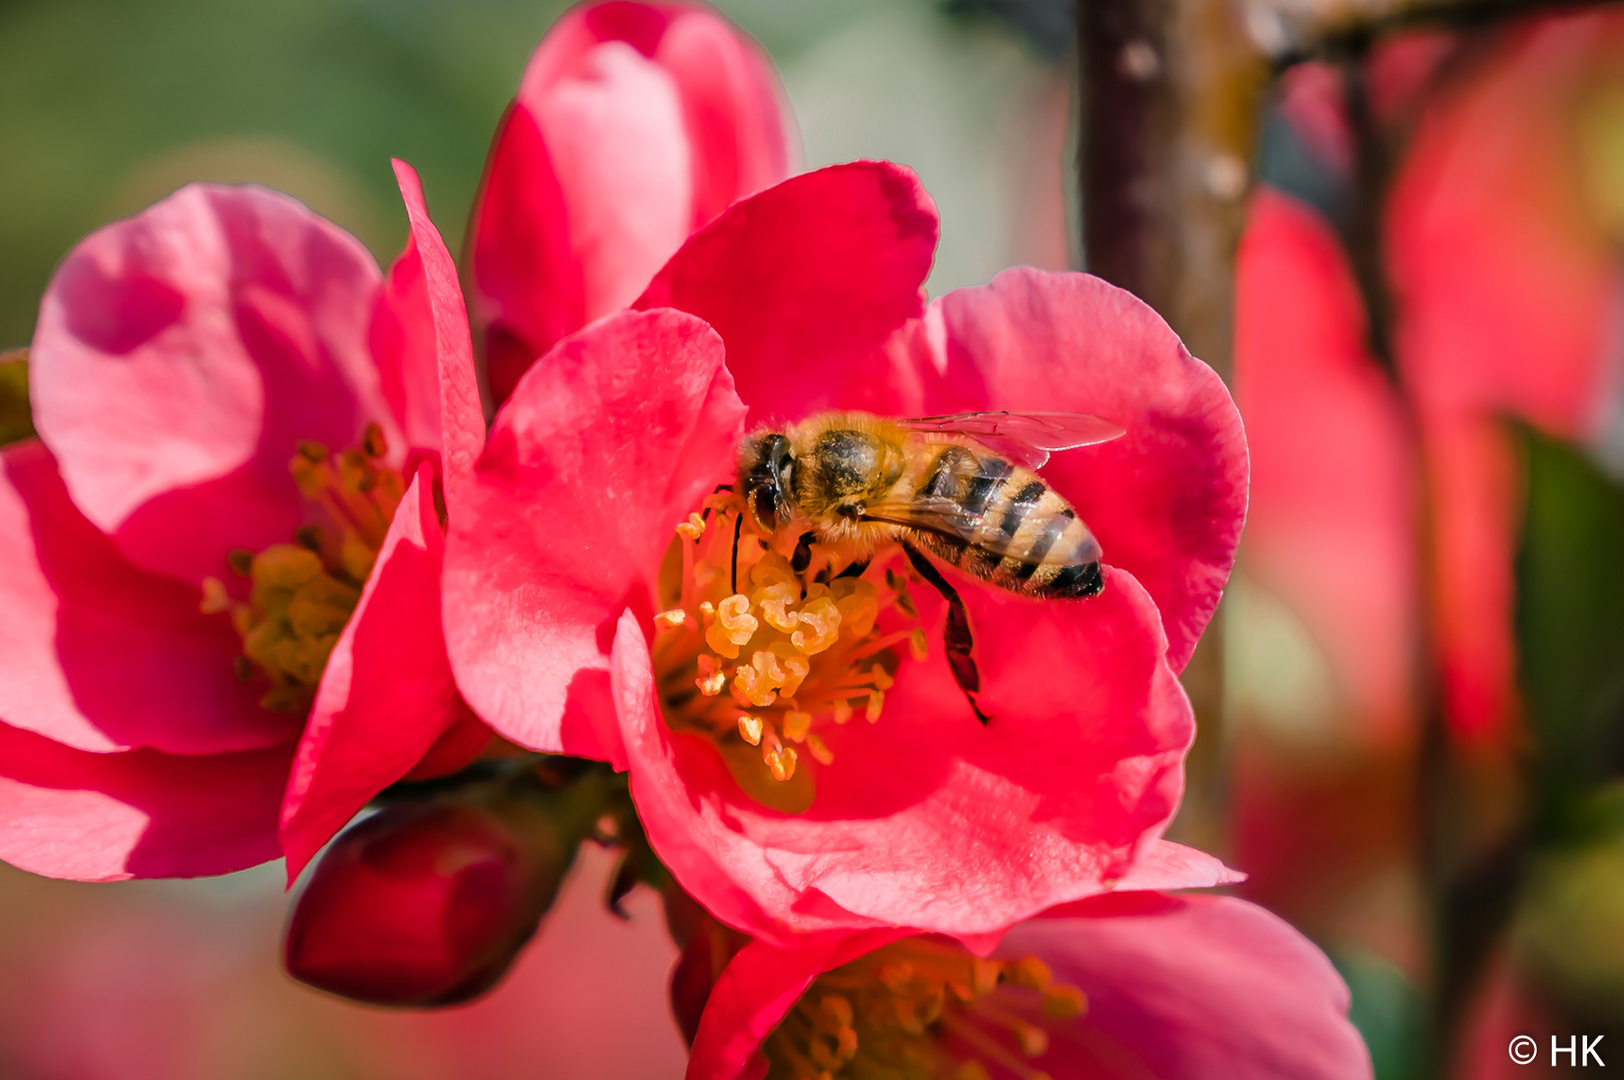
651 501 919 793
204 425 403 712
764 938 1086 1080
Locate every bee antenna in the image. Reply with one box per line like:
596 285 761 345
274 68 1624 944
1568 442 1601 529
731 511 744 595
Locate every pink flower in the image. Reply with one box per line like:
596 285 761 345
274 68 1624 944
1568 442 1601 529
468 0 796 406
686 890 1372 1080
441 161 1248 939
0 161 486 881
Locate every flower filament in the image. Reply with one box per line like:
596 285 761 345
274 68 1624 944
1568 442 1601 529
765 937 1087 1080
653 495 926 789
201 424 404 712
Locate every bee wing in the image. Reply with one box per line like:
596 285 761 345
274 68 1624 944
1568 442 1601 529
860 496 1098 567
858 495 984 544
898 411 1125 470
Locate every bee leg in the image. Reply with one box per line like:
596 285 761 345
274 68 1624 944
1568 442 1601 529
730 512 744 594
834 557 870 580
791 531 817 573
900 541 990 725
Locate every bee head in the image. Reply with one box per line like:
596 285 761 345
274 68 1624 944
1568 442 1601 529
739 432 794 531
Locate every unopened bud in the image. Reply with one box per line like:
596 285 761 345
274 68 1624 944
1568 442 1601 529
284 799 567 1007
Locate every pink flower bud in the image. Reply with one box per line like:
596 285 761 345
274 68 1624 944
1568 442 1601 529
284 799 565 1007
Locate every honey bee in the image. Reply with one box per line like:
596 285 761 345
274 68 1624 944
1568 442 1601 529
736 410 1123 722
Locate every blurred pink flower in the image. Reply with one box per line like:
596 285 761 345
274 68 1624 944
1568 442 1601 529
441 160 1248 940
1234 183 1420 745
686 890 1372 1080
1386 10 1624 742
0 162 487 882
1236 11 1624 746
468 0 796 406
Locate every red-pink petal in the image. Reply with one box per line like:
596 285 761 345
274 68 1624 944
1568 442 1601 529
0 719 291 881
650 7 796 223
618 563 1194 940
636 161 938 426
279 466 473 881
1234 189 1419 742
0 441 294 755
1011 894 1371 1080
442 309 746 758
470 1 794 406
1111 840 1246 892
31 184 394 586
468 103 581 407
686 927 908 1080
896 268 1248 672
372 160 485 509
527 41 693 323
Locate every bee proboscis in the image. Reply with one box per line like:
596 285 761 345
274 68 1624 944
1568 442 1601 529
736 409 1123 723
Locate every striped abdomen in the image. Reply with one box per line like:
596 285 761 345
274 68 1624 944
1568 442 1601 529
911 445 1103 599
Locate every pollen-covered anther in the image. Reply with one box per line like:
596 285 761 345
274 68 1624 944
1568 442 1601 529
208 424 404 712
761 722 798 781
865 690 885 723
735 649 789 707
738 715 765 746
706 593 758 658
676 512 706 541
654 608 688 630
652 500 927 787
696 655 728 697
790 594 841 654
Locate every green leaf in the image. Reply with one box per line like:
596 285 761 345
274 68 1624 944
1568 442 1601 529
1513 427 1624 838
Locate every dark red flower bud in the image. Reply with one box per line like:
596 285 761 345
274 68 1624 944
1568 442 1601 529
284 797 570 1006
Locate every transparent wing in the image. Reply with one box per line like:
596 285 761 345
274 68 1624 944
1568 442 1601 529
898 411 1125 470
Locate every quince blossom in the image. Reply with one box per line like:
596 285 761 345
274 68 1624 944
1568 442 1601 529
0 162 486 881
686 889 1372 1080
441 160 1248 940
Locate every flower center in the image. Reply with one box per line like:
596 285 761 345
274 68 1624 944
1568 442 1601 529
765 937 1087 1080
202 424 404 712
651 495 926 804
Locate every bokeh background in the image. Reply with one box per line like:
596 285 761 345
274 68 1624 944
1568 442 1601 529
5 0 1624 1077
